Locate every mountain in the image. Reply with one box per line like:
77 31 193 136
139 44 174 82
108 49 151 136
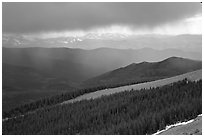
2 47 202 111
2 47 201 106
3 47 201 83
2 63 75 91
3 34 201 53
81 57 202 88
2 63 76 112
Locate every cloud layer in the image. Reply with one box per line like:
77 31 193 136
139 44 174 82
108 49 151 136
3 2 201 34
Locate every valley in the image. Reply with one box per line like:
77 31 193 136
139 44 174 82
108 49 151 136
2 53 202 115
2 2 202 135
2 49 202 135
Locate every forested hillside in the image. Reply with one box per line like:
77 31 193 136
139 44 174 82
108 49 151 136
3 79 202 134
3 69 201 119
82 57 201 87
3 47 202 113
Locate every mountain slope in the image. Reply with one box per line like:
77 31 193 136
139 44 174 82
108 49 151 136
82 57 202 87
2 48 202 111
64 70 202 104
3 79 202 134
2 63 76 112
2 63 75 91
3 47 201 83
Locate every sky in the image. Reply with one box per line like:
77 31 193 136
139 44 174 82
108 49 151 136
2 2 202 39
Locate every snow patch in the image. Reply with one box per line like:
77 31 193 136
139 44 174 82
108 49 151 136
152 114 202 135
77 38 83 41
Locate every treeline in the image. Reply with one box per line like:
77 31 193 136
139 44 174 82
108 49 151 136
82 76 161 89
3 79 151 119
3 79 202 135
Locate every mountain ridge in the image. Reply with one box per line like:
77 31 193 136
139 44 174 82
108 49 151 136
81 57 202 88
3 34 201 53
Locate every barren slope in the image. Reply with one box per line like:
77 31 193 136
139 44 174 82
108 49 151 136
62 69 202 104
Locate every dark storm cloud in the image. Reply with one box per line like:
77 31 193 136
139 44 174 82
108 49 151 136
2 2 201 34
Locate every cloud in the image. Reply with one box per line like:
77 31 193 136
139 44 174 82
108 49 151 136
151 14 202 35
2 2 201 34
5 13 200 41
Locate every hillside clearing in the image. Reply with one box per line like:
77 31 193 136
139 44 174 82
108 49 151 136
62 69 202 104
3 79 202 134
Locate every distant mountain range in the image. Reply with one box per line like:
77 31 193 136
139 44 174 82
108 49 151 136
3 47 201 85
81 57 202 88
3 34 201 53
3 47 202 94
2 47 202 112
